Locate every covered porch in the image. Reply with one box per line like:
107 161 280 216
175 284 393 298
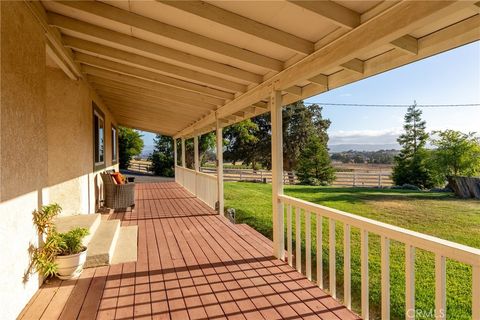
19 181 358 320
1 0 480 319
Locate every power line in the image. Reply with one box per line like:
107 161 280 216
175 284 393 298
301 102 480 108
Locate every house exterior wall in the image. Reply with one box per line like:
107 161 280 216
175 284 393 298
0 2 119 318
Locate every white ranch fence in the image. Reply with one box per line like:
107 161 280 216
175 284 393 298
200 167 392 187
278 194 480 320
175 165 217 209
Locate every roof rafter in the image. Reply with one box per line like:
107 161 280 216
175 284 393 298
341 59 364 74
176 1 473 138
97 90 209 115
93 84 214 112
391 35 419 55
51 1 284 71
74 49 239 98
87 76 218 111
102 98 204 121
287 0 361 29
82 66 224 106
158 0 314 55
47 13 263 84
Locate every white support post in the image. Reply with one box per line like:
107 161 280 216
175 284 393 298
181 138 186 168
216 123 224 215
174 138 178 183
194 135 199 172
270 89 284 259
173 138 177 166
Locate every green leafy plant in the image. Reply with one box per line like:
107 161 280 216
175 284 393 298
57 228 89 256
32 203 62 235
31 203 89 277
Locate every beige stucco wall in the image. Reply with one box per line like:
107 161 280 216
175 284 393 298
0 2 119 318
46 67 119 215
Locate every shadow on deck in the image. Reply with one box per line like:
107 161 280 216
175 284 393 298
19 182 359 320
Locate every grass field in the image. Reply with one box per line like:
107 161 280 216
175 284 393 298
224 182 480 319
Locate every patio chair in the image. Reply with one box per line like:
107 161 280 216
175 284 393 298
100 172 135 209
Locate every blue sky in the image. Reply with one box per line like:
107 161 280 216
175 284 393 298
141 41 480 149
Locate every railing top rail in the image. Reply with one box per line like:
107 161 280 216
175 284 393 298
279 194 480 266
196 170 217 180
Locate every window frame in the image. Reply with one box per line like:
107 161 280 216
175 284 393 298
93 103 106 170
111 124 118 164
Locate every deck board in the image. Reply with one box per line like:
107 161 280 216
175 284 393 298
19 182 360 320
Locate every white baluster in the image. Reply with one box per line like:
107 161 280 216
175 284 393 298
435 254 446 319
296 207 301 273
306 211 311 280
287 204 292 267
381 236 390 320
344 224 351 309
361 229 369 319
405 245 415 319
329 219 336 298
317 215 323 289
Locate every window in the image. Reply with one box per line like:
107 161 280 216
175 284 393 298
112 125 117 163
93 103 105 169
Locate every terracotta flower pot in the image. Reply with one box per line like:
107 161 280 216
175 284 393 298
55 248 87 280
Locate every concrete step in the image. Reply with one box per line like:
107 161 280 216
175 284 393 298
111 226 138 265
84 220 121 268
54 214 101 247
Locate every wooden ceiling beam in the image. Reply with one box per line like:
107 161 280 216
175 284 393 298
287 0 360 29
47 13 263 84
103 100 202 122
24 1 82 80
176 1 471 137
74 51 237 99
114 114 185 132
93 85 213 112
390 35 419 55
50 1 284 71
66 37 242 96
308 74 328 87
88 76 217 111
158 0 314 55
99 94 207 118
283 86 303 97
341 58 364 74
81 66 224 106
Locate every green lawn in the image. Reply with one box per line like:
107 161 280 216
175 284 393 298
225 182 480 320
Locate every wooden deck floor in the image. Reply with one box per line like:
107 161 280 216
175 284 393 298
19 182 360 320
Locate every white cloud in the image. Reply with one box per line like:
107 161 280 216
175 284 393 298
329 128 402 145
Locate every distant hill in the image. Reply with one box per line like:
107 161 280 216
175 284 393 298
330 149 399 164
141 145 154 158
328 144 399 152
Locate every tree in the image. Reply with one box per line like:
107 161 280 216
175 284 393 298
149 135 174 177
283 102 331 171
296 135 335 185
118 127 143 169
224 101 331 171
392 102 435 188
431 130 480 181
184 133 215 168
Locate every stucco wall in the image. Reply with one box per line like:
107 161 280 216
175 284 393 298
46 67 118 215
0 2 119 318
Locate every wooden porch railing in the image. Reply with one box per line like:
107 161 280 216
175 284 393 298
278 194 480 320
175 165 218 209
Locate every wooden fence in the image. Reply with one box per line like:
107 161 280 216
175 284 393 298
200 167 392 187
129 161 393 187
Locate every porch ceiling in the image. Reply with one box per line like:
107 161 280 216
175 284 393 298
31 0 480 136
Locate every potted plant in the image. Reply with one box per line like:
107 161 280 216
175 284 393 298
32 204 89 280
54 228 89 279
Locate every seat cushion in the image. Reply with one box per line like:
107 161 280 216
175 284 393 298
111 172 125 184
